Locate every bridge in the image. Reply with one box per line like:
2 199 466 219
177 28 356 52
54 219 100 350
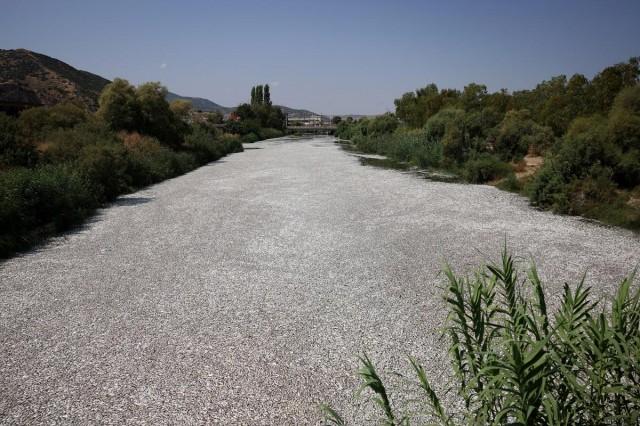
285 113 337 134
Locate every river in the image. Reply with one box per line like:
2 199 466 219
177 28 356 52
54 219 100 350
1 136 638 424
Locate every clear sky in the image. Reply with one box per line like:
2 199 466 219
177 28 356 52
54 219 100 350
2 0 639 115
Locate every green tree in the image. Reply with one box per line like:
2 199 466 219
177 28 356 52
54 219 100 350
367 113 398 137
19 102 89 141
250 86 256 105
424 108 465 142
264 84 271 106
136 82 184 147
255 85 264 105
97 78 140 132
460 83 488 111
591 57 640 112
608 85 640 187
169 99 192 121
206 111 224 125
494 109 554 160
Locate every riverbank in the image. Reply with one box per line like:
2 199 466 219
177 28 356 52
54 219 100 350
336 134 640 232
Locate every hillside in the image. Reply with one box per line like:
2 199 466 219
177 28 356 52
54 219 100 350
166 92 233 114
0 48 321 117
0 49 110 111
166 92 319 117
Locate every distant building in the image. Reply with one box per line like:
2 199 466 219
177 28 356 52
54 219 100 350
286 114 323 127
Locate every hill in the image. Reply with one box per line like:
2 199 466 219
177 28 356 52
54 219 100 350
0 49 110 111
166 93 319 117
0 49 322 117
166 92 233 114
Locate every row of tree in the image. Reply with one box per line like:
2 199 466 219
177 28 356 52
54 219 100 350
250 84 271 106
227 84 285 141
393 58 639 136
336 57 640 229
0 78 243 258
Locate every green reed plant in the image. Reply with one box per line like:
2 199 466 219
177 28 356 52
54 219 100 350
323 248 640 425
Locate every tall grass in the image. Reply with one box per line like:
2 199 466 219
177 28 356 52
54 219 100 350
323 248 640 425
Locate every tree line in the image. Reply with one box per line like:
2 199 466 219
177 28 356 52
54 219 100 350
0 79 244 258
336 57 640 230
226 84 285 142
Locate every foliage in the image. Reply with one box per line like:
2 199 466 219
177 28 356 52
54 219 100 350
17 102 90 141
494 110 554 160
234 84 285 136
97 78 140 132
338 57 640 230
367 113 398 137
462 154 512 183
0 112 37 168
98 79 186 147
206 111 224 125
0 164 95 257
258 127 284 140
0 79 245 258
324 249 640 425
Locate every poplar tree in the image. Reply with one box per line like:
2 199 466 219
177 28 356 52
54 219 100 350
264 84 271 106
250 86 256 105
255 85 264 105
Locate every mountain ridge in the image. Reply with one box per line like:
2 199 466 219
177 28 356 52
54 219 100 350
0 48 321 117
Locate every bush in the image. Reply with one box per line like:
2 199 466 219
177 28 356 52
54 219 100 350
220 133 244 154
185 126 224 163
383 132 420 162
367 113 398 137
323 249 640 425
494 109 554 161
462 153 512 183
241 132 259 143
0 165 95 257
0 112 37 168
258 128 284 140
41 124 120 164
527 161 570 212
496 173 522 192
18 102 89 141
76 144 131 203
424 108 465 142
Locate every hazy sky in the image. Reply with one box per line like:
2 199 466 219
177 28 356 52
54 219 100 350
2 0 639 115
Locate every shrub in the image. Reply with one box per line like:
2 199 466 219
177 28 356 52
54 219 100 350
462 153 512 183
384 132 421 162
220 133 244 154
0 165 94 257
185 126 224 163
41 124 120 164
242 132 259 143
424 108 465 142
615 148 640 187
258 128 284 140
0 112 37 168
527 161 570 212
323 249 640 425
76 144 131 203
494 109 554 161
496 173 522 192
367 113 398 137
18 102 89 141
